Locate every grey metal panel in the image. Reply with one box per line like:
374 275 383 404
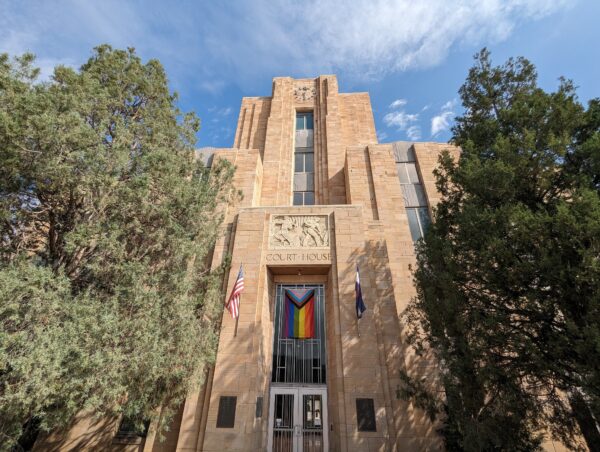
397 163 409 184
391 141 415 163
293 172 314 191
414 184 427 206
406 208 422 242
295 129 314 148
401 184 427 207
195 147 217 167
406 162 419 184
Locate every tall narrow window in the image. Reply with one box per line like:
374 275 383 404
393 143 430 241
293 112 315 205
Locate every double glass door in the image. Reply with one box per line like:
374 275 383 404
267 387 328 452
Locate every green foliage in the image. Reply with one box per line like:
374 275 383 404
402 49 600 451
0 46 237 449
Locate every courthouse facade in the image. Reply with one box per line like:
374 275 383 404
36 76 572 451
183 75 454 452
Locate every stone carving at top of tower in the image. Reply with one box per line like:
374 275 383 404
294 85 316 102
269 215 329 249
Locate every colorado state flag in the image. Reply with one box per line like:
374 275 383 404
356 266 366 319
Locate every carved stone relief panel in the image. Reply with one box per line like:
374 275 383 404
269 215 329 249
294 85 316 102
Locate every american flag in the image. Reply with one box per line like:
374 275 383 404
225 264 244 319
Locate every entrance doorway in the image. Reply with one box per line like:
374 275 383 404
268 284 328 451
267 386 328 452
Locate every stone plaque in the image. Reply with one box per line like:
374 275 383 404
255 396 263 418
216 396 237 428
269 215 329 249
356 398 376 432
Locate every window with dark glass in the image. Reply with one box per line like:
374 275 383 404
294 112 315 205
393 143 431 242
296 112 314 130
114 417 150 441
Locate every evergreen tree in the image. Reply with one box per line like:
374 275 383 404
402 50 600 451
0 47 237 450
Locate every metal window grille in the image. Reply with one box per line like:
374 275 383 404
272 284 326 384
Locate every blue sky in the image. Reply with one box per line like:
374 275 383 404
1 0 598 147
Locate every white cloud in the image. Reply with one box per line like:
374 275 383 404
430 99 458 136
384 98 422 140
384 111 419 130
389 99 407 109
377 131 388 142
0 0 573 88
199 80 226 94
431 111 454 136
407 125 422 141
441 99 458 111
197 0 572 81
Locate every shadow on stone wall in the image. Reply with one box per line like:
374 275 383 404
339 238 444 451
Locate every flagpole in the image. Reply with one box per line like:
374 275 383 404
234 312 239 338
357 317 360 338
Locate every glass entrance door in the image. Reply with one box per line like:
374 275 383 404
267 387 328 452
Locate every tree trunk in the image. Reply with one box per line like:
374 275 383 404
570 390 600 452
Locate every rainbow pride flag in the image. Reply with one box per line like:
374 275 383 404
284 288 315 339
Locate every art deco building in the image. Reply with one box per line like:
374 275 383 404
37 76 570 452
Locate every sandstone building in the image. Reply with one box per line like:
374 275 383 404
36 76 569 452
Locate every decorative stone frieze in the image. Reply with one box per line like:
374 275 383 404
293 85 316 102
269 214 329 249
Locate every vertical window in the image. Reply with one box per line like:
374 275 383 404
395 144 430 241
296 112 314 130
406 207 430 242
293 112 315 205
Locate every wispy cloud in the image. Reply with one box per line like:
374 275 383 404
0 0 573 148
441 99 458 111
199 80 226 94
0 0 573 88
389 98 407 109
431 99 458 136
383 98 420 139
384 111 419 130
377 130 388 142
407 125 422 141
198 0 572 82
